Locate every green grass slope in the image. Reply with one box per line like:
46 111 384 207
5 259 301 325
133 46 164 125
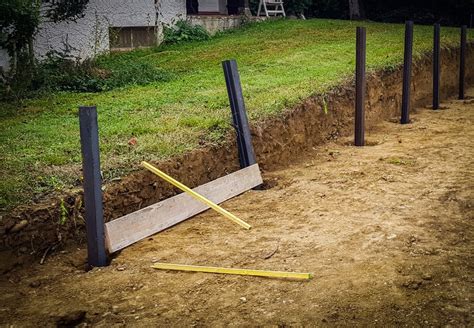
0 19 469 209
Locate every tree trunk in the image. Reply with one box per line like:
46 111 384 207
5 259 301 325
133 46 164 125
28 36 35 69
154 0 163 44
349 0 364 20
11 42 17 76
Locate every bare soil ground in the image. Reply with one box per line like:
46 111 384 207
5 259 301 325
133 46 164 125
1 90 473 327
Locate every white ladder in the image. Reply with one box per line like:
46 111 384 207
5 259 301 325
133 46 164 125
257 0 286 17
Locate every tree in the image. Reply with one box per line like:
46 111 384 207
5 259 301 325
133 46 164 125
0 0 89 80
348 0 365 20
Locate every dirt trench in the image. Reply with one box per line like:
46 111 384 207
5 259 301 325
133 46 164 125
1 44 473 254
1 88 473 327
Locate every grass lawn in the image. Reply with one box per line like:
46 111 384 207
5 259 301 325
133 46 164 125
0 19 469 210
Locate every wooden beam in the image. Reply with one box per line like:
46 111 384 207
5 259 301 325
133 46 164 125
142 161 251 230
105 164 263 253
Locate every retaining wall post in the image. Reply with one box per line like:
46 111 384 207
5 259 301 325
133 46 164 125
355 26 366 146
433 23 440 109
222 59 257 168
79 106 107 268
401 21 414 124
459 25 467 100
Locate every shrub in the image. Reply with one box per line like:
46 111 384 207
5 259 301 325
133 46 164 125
1 50 171 98
37 53 106 92
163 20 210 44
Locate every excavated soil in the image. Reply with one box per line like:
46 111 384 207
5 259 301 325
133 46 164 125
1 90 473 326
2 45 473 253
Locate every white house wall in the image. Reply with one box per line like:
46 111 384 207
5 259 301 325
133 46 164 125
0 0 186 69
160 0 187 27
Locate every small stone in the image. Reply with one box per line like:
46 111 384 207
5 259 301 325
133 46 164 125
402 280 422 290
56 310 86 327
10 220 28 233
239 297 247 303
128 137 138 146
134 316 140 320
116 266 126 271
29 280 41 288
112 306 120 314
422 274 433 281
3 218 15 231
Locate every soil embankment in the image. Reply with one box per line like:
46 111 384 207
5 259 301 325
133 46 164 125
1 44 473 254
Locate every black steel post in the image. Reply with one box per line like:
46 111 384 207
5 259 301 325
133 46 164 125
459 25 467 100
355 26 366 146
222 59 257 168
401 21 414 124
79 106 107 268
433 23 440 109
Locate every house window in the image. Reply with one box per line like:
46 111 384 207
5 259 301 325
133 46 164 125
109 27 156 50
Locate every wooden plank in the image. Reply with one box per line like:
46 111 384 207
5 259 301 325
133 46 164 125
105 164 263 253
142 161 251 229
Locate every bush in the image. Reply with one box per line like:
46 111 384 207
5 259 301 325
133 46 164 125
42 51 172 92
0 50 172 98
37 53 106 92
163 20 210 44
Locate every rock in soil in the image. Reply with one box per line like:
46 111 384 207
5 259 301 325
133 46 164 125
9 220 28 233
55 310 86 327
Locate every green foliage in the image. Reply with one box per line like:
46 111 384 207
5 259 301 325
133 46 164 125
59 198 68 225
36 52 106 93
0 0 90 98
285 0 313 16
306 0 347 18
163 20 210 44
39 52 171 93
0 50 172 97
322 97 328 114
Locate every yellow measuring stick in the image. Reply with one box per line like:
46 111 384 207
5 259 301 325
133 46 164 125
152 262 313 280
141 161 251 230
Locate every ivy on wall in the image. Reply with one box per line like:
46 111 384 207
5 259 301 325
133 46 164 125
0 0 89 95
